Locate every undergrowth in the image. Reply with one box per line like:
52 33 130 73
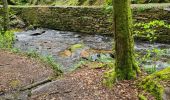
0 31 15 48
134 20 170 43
11 48 63 76
138 94 147 100
136 47 168 74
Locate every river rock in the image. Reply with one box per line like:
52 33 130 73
162 87 170 100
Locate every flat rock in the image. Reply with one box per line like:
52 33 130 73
163 87 170 100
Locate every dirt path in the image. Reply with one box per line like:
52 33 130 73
30 67 140 100
0 50 54 96
0 50 155 100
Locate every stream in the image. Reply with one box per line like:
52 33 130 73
14 29 170 73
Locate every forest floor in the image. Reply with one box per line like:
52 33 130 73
0 50 54 95
0 50 155 100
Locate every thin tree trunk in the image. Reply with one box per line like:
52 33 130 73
113 0 140 80
2 0 9 32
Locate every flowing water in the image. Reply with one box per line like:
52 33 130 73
14 29 170 73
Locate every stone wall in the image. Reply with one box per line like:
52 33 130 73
0 5 170 43
10 6 113 34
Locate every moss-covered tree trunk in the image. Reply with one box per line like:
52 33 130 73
113 0 140 80
2 0 9 32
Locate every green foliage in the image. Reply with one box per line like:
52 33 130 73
42 55 63 75
102 0 113 13
88 53 116 87
138 49 162 63
77 0 86 5
142 79 163 99
0 7 22 30
103 5 113 14
54 0 98 6
105 0 112 6
26 50 62 75
135 7 148 12
144 65 157 74
68 60 86 72
10 49 63 75
11 0 56 5
26 50 40 58
139 94 147 100
0 16 3 31
131 0 145 4
3 0 170 5
97 54 114 63
0 31 15 48
134 20 170 43
139 67 170 100
86 53 115 64
81 52 116 87
67 0 79 6
136 47 167 74
69 55 115 72
11 47 21 53
103 69 116 88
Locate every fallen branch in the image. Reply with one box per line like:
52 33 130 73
0 64 10 66
20 77 53 91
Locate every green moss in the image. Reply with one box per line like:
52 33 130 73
70 44 84 52
113 0 141 80
89 62 115 69
88 62 105 69
103 68 116 88
139 94 147 100
139 67 170 100
0 31 15 48
67 0 79 6
9 79 21 88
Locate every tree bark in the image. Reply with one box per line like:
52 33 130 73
2 0 9 32
113 0 140 80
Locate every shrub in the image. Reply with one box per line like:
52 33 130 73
0 31 15 48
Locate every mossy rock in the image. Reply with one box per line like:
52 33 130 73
139 67 170 100
70 44 84 52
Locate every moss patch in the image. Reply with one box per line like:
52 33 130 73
70 44 84 52
139 67 170 100
103 68 116 88
138 94 148 100
0 31 15 48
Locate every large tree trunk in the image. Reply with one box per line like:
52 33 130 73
2 0 9 32
113 0 140 80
